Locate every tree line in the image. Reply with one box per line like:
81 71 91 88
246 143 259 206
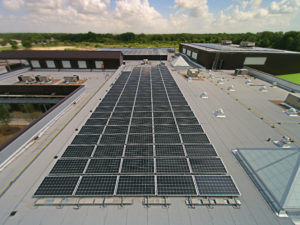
0 31 299 51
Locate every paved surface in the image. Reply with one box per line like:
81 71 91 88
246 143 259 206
0 62 298 225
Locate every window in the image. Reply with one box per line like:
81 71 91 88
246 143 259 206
192 52 198 59
62 60 71 68
95 61 104 68
46 60 55 68
186 50 191 56
182 48 187 54
244 57 267 65
78 61 87 68
31 60 40 68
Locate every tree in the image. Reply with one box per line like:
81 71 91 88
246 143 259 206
22 39 32 48
0 104 12 126
9 40 18 49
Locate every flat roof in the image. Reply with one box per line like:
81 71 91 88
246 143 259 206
181 43 300 54
0 50 123 60
0 61 298 224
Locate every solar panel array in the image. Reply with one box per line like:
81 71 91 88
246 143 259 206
34 65 239 197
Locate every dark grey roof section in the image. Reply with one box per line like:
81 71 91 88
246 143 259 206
0 50 123 60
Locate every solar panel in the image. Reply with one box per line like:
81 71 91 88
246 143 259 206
108 118 130 126
190 158 227 174
195 176 240 196
131 118 152 125
156 158 189 173
79 126 104 135
154 125 178 133
181 134 210 144
129 125 152 133
50 159 88 174
178 125 203 133
127 134 153 144
34 176 79 196
93 145 124 158
184 144 217 157
153 112 173 117
121 159 154 173
86 159 121 174
133 111 152 118
71 135 99 145
155 134 181 144
176 118 198 125
104 126 128 134
90 112 111 119
100 134 126 144
155 145 185 157
62 145 94 158
125 145 153 157
157 176 197 196
117 176 155 195
154 118 175 125
75 176 116 196
35 65 239 198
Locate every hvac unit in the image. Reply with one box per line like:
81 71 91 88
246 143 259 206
259 86 268 92
64 75 80 83
214 108 226 118
217 79 224 84
35 75 52 83
221 40 232 45
285 108 298 117
18 75 35 83
245 79 253 85
187 68 199 77
227 85 235 91
234 68 248 75
200 92 208 99
240 41 255 47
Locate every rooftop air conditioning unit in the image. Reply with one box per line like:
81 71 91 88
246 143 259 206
234 68 248 76
187 68 199 77
35 75 52 83
64 75 79 83
18 75 35 83
168 48 175 53
214 108 226 118
175 52 180 56
142 59 149 65
221 40 232 45
240 41 255 47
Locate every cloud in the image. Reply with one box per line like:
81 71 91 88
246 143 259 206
68 0 110 14
269 0 300 14
0 0 299 33
2 0 24 11
113 0 168 32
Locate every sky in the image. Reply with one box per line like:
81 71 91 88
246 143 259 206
0 0 299 33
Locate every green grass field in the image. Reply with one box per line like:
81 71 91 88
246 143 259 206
277 73 300 85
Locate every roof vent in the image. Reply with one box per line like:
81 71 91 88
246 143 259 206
240 41 255 47
259 86 268 92
245 79 253 85
227 85 235 92
217 79 224 84
214 108 226 118
200 92 208 99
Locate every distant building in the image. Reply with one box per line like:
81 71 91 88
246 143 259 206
179 42 300 75
0 50 123 70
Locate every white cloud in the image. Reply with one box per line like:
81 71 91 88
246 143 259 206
2 0 24 11
68 0 110 14
113 0 168 32
0 0 299 33
269 0 300 14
